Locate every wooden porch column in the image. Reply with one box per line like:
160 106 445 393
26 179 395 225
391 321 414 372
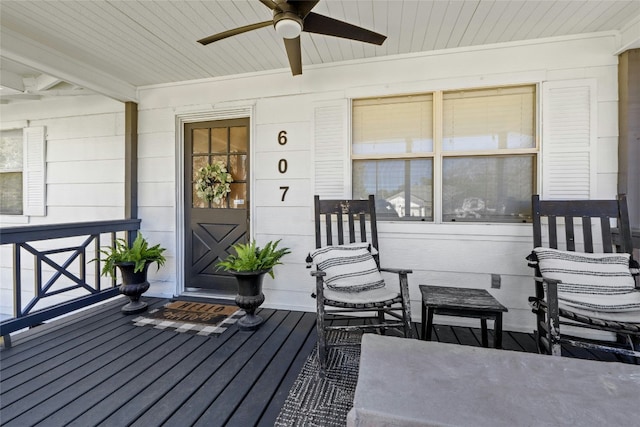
125 102 138 242
618 49 639 251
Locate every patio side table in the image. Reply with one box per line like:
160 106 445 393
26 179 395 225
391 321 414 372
419 284 508 348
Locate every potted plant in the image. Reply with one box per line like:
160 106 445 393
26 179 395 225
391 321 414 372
96 233 166 314
216 239 291 330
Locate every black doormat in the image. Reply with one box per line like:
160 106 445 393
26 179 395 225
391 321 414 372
132 300 244 336
275 331 363 427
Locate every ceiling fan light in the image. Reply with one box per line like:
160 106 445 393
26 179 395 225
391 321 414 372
275 19 302 39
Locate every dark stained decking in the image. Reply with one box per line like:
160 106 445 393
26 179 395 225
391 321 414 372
1 297 634 427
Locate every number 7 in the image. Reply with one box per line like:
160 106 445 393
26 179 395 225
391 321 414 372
279 186 289 202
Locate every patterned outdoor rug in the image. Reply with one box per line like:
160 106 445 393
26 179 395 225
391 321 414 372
132 300 244 336
275 331 363 427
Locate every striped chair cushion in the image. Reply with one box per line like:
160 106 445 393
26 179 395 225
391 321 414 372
533 247 640 312
311 243 385 293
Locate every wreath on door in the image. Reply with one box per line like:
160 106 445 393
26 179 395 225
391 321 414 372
195 161 233 204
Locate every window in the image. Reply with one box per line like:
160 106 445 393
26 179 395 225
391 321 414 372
0 129 24 215
0 126 46 217
352 85 536 222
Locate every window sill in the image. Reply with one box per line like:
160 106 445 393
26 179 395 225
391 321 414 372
0 215 29 225
378 221 532 239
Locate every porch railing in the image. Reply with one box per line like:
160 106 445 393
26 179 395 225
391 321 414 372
0 219 141 347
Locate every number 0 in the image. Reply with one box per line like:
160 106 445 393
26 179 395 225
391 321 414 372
280 186 289 201
278 159 288 174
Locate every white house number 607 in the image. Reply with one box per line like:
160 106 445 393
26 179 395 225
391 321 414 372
278 130 289 202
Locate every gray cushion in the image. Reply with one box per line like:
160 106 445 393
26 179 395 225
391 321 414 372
533 247 640 313
311 243 385 292
324 286 399 304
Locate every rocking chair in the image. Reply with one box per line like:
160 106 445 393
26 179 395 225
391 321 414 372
308 195 414 371
527 194 640 359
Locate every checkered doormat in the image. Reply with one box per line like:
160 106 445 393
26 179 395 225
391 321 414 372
132 301 244 336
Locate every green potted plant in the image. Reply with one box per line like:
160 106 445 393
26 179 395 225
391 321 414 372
96 233 166 314
216 239 291 330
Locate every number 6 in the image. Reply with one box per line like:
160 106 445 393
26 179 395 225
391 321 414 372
278 130 287 145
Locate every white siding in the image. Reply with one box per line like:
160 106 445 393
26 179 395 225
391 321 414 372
134 34 621 331
1 95 126 225
0 95 125 318
136 34 619 332
1 33 622 333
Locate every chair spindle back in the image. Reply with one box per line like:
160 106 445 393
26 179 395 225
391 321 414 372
314 195 379 264
532 194 633 255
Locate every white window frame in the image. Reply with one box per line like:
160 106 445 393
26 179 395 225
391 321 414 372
351 84 539 224
0 124 46 223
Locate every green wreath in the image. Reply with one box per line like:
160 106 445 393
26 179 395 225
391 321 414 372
195 161 233 204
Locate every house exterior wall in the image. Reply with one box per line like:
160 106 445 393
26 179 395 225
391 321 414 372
1 95 126 223
0 33 621 332
0 95 125 317
136 33 621 333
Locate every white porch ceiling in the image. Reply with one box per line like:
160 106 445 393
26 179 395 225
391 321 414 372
1 0 640 103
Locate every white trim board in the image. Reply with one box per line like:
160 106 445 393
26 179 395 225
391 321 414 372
174 105 255 297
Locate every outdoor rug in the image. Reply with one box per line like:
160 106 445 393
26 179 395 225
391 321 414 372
132 300 244 336
275 330 363 427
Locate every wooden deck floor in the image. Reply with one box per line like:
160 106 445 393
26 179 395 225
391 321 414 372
0 296 633 427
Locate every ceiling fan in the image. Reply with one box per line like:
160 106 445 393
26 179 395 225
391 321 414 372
197 0 387 76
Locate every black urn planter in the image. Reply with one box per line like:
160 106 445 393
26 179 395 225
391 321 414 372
232 269 268 330
116 262 151 314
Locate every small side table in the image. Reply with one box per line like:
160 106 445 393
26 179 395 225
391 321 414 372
419 285 508 348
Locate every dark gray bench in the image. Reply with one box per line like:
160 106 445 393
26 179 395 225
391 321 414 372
348 334 640 427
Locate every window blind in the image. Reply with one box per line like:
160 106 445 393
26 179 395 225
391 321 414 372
353 95 433 155
443 85 535 151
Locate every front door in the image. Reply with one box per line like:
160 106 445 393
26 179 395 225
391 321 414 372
184 118 249 293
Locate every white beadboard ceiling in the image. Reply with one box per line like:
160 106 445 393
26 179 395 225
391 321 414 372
1 0 640 103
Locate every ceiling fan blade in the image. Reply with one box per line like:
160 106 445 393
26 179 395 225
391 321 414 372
198 21 273 45
283 37 302 76
259 0 281 11
286 0 320 18
302 12 386 45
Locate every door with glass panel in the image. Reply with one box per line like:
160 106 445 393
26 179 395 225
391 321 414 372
184 118 249 293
